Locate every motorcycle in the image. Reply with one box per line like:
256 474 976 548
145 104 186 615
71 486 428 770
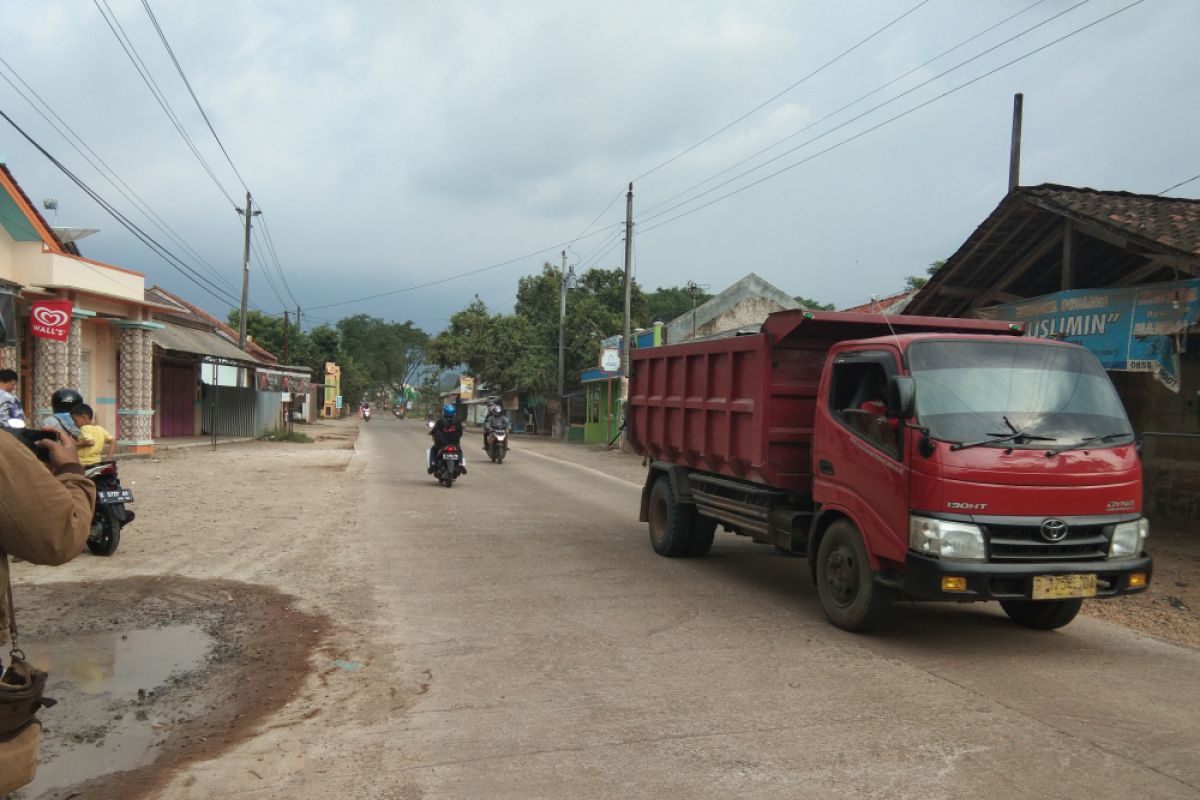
85 461 134 556
432 443 465 487
363 407 372 422
485 421 510 464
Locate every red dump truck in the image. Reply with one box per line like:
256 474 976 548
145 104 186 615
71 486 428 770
630 310 1152 632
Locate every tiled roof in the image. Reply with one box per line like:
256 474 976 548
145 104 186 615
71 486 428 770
147 285 278 363
841 289 917 314
1024 184 1200 256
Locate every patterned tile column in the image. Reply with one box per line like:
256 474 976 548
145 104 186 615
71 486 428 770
0 345 15 372
32 335 70 417
112 320 163 455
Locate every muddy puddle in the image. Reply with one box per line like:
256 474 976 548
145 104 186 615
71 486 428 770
16 624 215 798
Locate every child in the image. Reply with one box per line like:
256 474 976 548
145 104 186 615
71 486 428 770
70 403 116 465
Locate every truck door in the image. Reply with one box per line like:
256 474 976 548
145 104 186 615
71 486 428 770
814 349 910 567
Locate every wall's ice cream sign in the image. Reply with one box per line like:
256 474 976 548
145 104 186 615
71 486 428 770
977 279 1200 391
29 300 73 342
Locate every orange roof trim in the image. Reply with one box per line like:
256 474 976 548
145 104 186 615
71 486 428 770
0 164 66 255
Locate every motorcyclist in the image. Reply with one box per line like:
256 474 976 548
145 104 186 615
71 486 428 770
482 402 509 453
428 403 465 474
41 388 84 439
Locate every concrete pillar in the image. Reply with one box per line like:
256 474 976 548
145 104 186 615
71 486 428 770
112 320 162 455
32 335 70 417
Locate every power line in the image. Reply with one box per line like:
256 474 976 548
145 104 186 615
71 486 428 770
637 0 1102 229
0 106 251 310
633 0 931 183
638 0 1147 237
1158 173 1200 195
307 222 621 311
0 55 241 296
639 0 1053 218
139 0 249 193
91 0 238 209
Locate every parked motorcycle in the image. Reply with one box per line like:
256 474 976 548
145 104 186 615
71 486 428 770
85 461 134 556
485 421 510 464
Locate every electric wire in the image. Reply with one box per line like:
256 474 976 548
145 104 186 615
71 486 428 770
638 0 1053 218
1158 173 1200 195
92 0 238 208
139 0 249 193
637 0 1111 231
0 56 241 296
637 0 1146 237
256 213 299 305
0 106 254 310
570 187 626 245
633 0 931 183
306 223 621 311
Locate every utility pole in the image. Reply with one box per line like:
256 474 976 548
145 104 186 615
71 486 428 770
1008 92 1023 193
557 249 574 440
620 182 633 448
236 191 260 351
283 310 290 363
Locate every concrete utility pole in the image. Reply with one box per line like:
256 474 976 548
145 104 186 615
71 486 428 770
1008 93 1023 193
557 249 574 440
283 310 290 363
236 191 260 351
619 182 633 448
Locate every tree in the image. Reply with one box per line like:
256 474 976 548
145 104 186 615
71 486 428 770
645 285 713 323
904 260 946 291
794 295 835 310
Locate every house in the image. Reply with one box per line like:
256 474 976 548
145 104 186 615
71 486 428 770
903 183 1200 524
663 273 798 344
0 162 160 454
841 289 918 315
573 324 663 444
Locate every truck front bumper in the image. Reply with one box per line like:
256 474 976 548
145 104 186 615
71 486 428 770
896 552 1152 601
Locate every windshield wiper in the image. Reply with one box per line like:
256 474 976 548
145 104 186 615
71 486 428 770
950 416 1057 452
1045 432 1133 456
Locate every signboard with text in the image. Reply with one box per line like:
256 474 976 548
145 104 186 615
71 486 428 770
977 279 1200 392
30 299 73 341
599 348 621 372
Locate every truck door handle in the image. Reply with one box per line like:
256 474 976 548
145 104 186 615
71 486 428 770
819 459 835 476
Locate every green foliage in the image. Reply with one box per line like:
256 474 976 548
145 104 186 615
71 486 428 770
905 260 946 292
261 427 313 443
645 285 713 323
794 295 836 310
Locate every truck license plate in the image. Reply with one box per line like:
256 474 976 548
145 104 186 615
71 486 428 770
1032 574 1096 600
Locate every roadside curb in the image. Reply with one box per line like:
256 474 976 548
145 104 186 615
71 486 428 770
155 437 256 452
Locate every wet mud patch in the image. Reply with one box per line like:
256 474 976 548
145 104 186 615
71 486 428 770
13 576 324 800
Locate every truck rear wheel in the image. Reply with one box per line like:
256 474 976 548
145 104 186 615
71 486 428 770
815 520 893 632
999 598 1082 630
648 476 704 557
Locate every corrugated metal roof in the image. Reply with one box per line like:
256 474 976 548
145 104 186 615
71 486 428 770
152 321 264 366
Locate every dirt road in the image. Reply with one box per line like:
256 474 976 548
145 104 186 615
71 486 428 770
14 418 1200 798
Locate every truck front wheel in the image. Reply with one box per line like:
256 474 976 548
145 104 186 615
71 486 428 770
999 598 1082 630
815 520 893 632
648 477 703 558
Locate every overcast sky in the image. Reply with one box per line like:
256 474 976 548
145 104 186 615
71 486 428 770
2 0 1196 333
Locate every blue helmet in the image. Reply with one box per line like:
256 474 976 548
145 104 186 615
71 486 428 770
443 403 456 418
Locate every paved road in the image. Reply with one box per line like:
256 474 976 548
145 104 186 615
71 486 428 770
360 420 1200 799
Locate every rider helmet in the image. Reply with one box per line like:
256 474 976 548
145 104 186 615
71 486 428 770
51 387 84 414
490 403 502 415
443 403 456 419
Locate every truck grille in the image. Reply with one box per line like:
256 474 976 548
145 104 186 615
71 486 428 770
984 524 1110 562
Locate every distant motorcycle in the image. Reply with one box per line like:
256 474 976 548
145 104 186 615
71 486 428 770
485 420 510 464
363 407 371 422
85 461 134 556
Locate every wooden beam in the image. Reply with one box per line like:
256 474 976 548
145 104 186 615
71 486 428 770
934 285 983 298
1061 219 1073 291
971 224 1063 308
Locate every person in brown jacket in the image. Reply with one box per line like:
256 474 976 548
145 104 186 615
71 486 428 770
0 425 95 792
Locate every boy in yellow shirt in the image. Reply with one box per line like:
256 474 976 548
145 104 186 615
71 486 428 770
70 403 116 465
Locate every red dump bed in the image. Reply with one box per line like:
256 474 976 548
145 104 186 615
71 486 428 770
629 310 1020 494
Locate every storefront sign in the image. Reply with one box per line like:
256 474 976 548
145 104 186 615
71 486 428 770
30 299 73 341
977 279 1200 392
256 369 311 394
459 376 475 400
599 348 621 372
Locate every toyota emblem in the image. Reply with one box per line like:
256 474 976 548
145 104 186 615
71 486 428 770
1040 519 1069 542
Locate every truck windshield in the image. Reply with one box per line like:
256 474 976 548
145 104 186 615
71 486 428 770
907 340 1132 449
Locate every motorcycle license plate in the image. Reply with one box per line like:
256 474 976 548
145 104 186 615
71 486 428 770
444 454 459 461
99 489 134 503
1032 574 1096 600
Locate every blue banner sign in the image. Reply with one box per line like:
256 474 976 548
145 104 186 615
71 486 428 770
977 279 1200 392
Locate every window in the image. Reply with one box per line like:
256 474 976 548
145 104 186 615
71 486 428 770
829 353 900 458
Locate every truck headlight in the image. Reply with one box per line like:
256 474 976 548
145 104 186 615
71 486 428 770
1109 518 1149 559
909 516 986 561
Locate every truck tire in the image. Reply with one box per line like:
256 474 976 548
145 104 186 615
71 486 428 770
648 476 696 557
688 515 717 557
814 520 893 632
999 598 1082 630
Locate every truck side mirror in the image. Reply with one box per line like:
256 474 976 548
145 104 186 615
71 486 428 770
887 376 915 420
